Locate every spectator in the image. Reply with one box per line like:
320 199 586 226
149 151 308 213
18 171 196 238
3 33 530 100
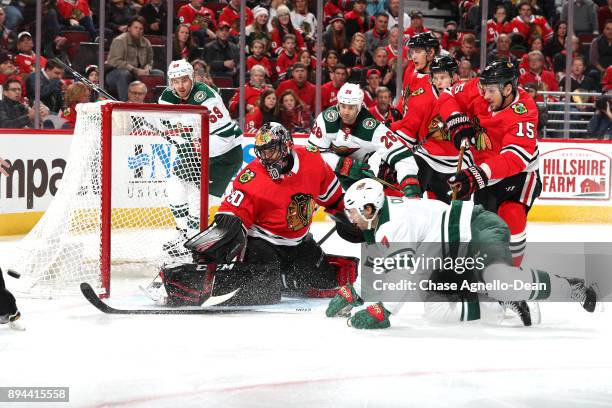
0 7 16 51
602 65 612 91
275 34 299 82
345 0 370 40
523 82 548 136
486 4 509 45
457 59 474 83
41 0 68 61
385 0 409 30
172 23 200 62
340 32 373 71
384 27 408 70
14 32 47 75
56 0 97 40
1 1 22 31
0 78 48 128
553 35 582 75
363 68 381 107
275 89 311 133
0 52 23 93
323 14 349 55
127 80 148 103
246 7 271 54
276 62 316 112
453 33 480 71
297 50 317 83
562 0 599 36
559 55 598 92
139 0 168 36
487 33 519 65
270 5 305 56
192 60 216 89
245 88 279 133
105 16 162 102
323 0 351 25
518 50 559 102
519 36 551 74
590 20 612 81
269 0 291 29
202 21 240 84
290 0 317 46
588 94 612 138
107 0 138 37
320 63 348 109
441 20 460 51
228 65 269 116
26 59 64 113
322 50 339 83
598 0 612 34
504 1 553 45
177 0 216 46
368 86 401 126
365 12 390 55
365 0 385 17
246 39 274 81
218 0 254 36
59 82 90 129
370 47 395 91
84 64 100 101
404 10 429 38
544 21 568 60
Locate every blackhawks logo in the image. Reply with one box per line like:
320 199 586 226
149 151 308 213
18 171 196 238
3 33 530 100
238 169 255 184
194 91 206 103
362 118 377 129
428 115 449 141
411 87 425 96
472 118 492 151
286 193 315 231
511 102 528 115
324 109 339 122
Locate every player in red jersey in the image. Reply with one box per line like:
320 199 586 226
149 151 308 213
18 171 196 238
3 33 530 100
440 61 541 266
155 123 357 306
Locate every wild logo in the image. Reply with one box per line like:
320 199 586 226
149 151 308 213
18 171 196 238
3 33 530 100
428 115 449 141
472 118 492 151
286 193 315 231
511 102 528 115
194 91 206 103
305 145 319 153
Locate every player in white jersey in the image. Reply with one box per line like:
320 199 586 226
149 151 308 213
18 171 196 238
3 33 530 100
0 268 23 330
308 82 421 198
326 179 598 329
158 60 244 257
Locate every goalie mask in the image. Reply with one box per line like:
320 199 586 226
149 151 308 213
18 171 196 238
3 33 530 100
168 59 194 97
344 178 385 230
254 122 294 180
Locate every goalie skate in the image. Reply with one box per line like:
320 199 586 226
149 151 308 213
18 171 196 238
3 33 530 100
139 280 168 306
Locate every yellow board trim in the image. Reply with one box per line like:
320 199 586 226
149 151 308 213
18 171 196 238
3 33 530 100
528 205 612 223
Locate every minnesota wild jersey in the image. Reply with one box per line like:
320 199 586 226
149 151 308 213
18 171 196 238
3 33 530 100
309 106 418 183
159 81 243 158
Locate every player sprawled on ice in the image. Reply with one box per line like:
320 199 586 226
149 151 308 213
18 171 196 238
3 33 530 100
440 61 541 266
146 123 358 306
158 59 243 257
0 268 24 330
325 179 598 330
308 82 421 201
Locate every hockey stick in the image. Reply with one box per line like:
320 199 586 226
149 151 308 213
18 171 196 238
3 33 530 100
451 139 468 201
317 225 337 246
360 170 403 193
52 58 116 100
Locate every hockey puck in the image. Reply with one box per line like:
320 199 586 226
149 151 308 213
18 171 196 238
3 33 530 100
7 270 21 279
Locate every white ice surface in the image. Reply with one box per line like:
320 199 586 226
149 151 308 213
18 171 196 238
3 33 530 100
1 222 612 408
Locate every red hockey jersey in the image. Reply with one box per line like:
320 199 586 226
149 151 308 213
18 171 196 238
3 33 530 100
320 81 342 110
218 145 343 246
438 78 539 181
275 50 299 81
177 5 217 32
503 15 552 43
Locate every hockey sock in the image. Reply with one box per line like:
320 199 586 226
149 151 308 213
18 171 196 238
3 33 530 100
482 264 553 301
498 201 527 266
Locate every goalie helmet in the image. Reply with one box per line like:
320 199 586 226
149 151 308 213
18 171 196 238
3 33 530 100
254 122 294 180
167 59 194 86
337 82 364 107
344 178 385 229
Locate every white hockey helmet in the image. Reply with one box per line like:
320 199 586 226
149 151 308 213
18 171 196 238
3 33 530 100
337 82 364 107
167 59 194 86
344 178 385 229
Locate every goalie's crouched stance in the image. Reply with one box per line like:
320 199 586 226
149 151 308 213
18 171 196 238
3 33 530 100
153 122 358 306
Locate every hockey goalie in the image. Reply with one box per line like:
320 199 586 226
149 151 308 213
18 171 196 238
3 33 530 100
145 122 358 306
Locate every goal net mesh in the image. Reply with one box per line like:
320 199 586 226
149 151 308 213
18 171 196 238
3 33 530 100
7 101 207 297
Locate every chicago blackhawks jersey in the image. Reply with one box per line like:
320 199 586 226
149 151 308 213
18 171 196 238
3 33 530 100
218 145 342 246
391 74 435 147
438 78 539 182
308 106 418 182
503 15 553 42
159 81 243 158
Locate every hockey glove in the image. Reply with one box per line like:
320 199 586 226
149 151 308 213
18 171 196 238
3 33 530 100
400 175 422 198
446 113 477 150
348 302 392 329
448 166 489 200
325 283 364 317
377 161 398 184
335 157 371 188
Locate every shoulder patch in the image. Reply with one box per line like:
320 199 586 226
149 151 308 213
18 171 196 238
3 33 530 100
511 102 528 115
194 91 206 103
238 168 256 184
411 87 424 96
362 117 377 130
305 145 319 153
324 109 339 122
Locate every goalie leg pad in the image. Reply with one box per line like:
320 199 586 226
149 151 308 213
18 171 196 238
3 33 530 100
161 263 213 306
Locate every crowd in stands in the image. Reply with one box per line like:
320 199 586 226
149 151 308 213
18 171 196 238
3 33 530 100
0 0 611 138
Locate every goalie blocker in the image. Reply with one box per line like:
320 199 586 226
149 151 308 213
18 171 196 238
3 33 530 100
160 214 358 306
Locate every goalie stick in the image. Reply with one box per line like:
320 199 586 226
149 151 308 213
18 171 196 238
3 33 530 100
80 282 249 315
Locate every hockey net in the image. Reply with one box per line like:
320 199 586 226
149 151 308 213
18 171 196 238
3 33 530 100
7 102 209 297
